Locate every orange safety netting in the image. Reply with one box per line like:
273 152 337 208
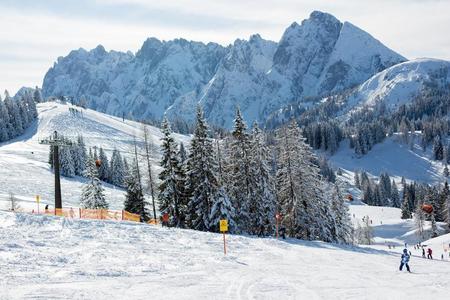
37 207 143 224
122 210 141 222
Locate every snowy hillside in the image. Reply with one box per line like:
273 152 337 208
2 210 450 299
41 11 405 128
343 58 450 115
0 102 189 211
329 135 447 184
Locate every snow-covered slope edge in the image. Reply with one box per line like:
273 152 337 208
1 210 449 299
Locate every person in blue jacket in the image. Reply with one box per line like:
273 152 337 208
399 248 411 272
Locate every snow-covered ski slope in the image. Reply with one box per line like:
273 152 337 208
1 210 449 299
329 136 447 184
0 102 189 211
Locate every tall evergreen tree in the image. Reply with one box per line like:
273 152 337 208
124 159 150 222
185 107 224 231
208 187 236 233
158 118 185 227
225 107 253 232
80 158 108 209
330 183 352 243
275 120 332 241
97 147 110 182
248 122 276 236
110 149 126 187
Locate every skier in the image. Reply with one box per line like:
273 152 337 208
399 249 411 273
422 247 426 258
427 248 433 259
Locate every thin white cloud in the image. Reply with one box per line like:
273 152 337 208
0 0 449 94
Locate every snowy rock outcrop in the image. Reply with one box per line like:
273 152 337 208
42 11 406 128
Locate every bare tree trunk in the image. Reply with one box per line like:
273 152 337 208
143 125 158 220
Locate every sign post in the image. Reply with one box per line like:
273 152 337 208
220 219 228 255
35 195 40 214
275 213 281 239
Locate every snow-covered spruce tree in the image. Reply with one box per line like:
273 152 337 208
354 171 360 189
400 188 412 219
433 136 444 161
224 107 253 232
73 135 87 176
157 118 186 227
109 149 126 187
185 106 226 231
248 122 276 236
4 91 23 137
0 96 10 142
208 187 236 233
124 159 150 222
391 180 401 208
430 209 438 238
80 158 108 209
97 147 110 182
59 143 75 177
33 86 43 103
330 183 353 243
275 120 332 241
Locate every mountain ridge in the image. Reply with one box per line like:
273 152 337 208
42 10 409 128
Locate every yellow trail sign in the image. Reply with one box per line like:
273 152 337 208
35 195 40 203
220 219 228 232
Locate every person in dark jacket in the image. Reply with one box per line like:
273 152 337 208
422 247 426 258
427 248 433 259
399 249 411 272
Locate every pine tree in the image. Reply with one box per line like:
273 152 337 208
110 149 126 187
275 120 332 241
33 87 43 103
208 187 236 233
124 159 150 222
354 171 360 189
158 118 185 227
391 180 401 208
225 107 253 232
430 210 438 238
400 187 412 219
444 164 449 178
74 135 87 176
248 122 276 236
0 97 10 142
433 136 444 160
60 144 75 177
330 183 352 243
97 147 110 182
80 158 108 209
185 106 222 231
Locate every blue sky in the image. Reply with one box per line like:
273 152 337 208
0 0 449 94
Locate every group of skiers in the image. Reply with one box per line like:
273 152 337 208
398 243 445 273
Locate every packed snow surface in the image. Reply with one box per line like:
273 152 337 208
1 211 450 299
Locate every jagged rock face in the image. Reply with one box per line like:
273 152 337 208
42 11 406 128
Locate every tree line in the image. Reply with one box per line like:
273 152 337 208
156 107 352 243
0 89 39 142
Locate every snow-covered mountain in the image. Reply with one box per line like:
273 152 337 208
42 11 406 128
343 58 450 114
